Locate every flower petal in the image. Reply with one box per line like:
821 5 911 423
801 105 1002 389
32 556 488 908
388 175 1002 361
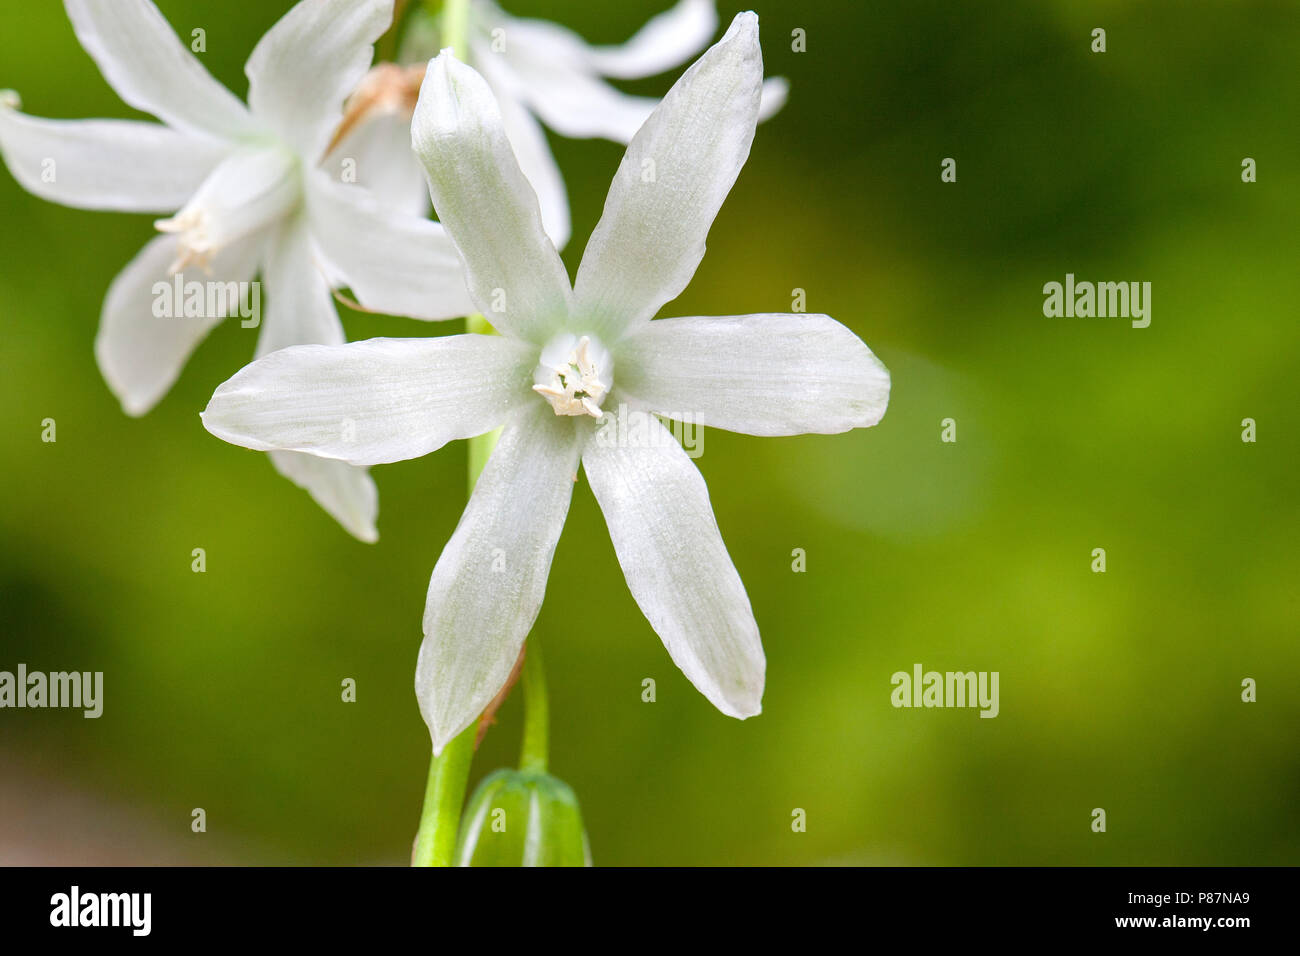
157 146 301 277
305 173 475 321
325 109 429 216
95 233 261 416
0 97 229 212
244 0 394 159
231 218 381 542
487 20 664 143
268 450 379 543
585 0 718 79
203 334 536 465
63 0 253 140
472 49 571 249
416 403 583 753
759 76 789 121
572 13 763 339
253 214 343 358
617 313 891 436
411 53 572 343
582 408 763 718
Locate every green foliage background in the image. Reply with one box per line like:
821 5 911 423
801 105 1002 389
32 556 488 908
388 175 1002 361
1 0 1296 864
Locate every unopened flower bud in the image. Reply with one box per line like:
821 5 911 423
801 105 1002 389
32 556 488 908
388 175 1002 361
455 769 590 867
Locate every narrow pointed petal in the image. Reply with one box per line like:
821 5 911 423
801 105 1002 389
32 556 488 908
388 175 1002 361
234 218 379 542
253 214 343 358
245 0 394 159
493 25 664 143
471 50 570 249
0 96 229 212
573 13 763 340
203 334 536 465
586 0 718 79
268 450 379 543
411 53 572 343
63 0 253 140
583 408 763 718
617 314 890 436
305 173 475 320
416 405 584 753
95 233 262 416
496 94 570 251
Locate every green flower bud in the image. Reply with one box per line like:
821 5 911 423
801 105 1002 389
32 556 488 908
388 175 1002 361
455 769 591 867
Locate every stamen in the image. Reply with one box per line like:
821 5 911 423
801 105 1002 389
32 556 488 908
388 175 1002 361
155 147 301 276
532 333 613 419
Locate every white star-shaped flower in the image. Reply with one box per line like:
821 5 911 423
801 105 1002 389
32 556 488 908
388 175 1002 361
0 0 477 541
201 14 890 753
371 0 788 248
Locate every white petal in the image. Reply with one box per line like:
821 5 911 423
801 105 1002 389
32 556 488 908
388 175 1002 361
495 95 570 251
203 334 537 465
472 50 570 249
583 408 763 718
759 76 789 121
411 53 572 342
617 314 890 436
480 21 658 143
245 219 381 543
244 0 394 159
94 233 262 416
416 404 583 753
572 13 763 339
157 146 301 277
325 109 429 216
63 0 253 140
585 0 718 79
268 450 379 543
305 173 475 321
0 97 229 212
254 213 343 358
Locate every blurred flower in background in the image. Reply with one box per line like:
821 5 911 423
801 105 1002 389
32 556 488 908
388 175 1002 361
0 0 474 540
387 0 787 247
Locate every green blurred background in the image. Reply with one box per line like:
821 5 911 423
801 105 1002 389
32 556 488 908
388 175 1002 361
1 0 1297 865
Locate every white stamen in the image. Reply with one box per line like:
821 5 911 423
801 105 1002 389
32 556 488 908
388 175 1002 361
532 333 613 418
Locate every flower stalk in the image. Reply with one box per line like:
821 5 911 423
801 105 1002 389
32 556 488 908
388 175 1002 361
519 640 549 774
411 722 475 866
440 0 472 61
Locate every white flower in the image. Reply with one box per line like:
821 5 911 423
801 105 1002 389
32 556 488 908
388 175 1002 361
201 13 889 753
0 0 477 542
385 0 788 249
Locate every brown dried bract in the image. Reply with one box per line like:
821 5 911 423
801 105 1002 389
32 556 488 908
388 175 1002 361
325 63 428 158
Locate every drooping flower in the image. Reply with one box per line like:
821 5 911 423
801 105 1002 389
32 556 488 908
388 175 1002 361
0 0 475 541
201 14 890 752
374 0 788 248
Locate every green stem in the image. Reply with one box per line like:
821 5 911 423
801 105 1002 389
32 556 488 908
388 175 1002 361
438 0 472 61
519 641 549 774
411 723 476 866
378 0 414 61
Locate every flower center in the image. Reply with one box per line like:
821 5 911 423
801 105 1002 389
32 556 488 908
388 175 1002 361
532 332 613 419
155 147 301 274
